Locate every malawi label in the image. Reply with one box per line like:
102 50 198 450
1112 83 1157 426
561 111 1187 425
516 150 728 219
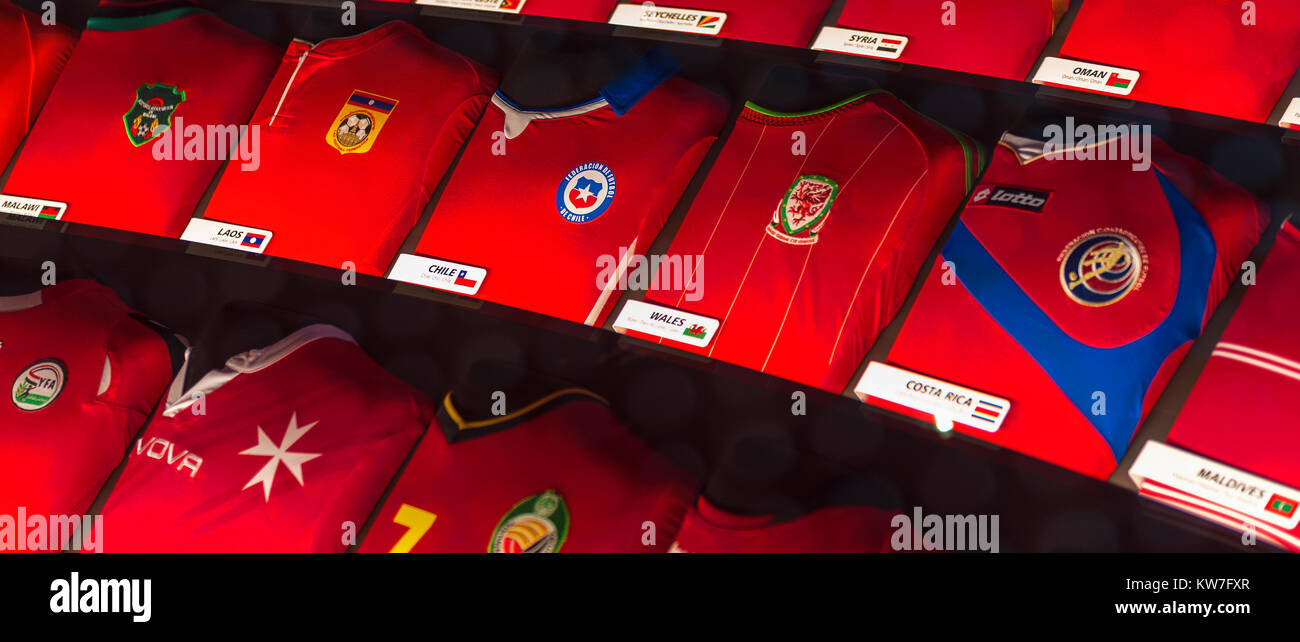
1129 440 1300 531
0 195 66 220
388 253 487 296
415 0 525 13
180 218 272 254
855 361 1010 433
1279 97 1300 130
612 299 719 348
1032 57 1140 97
810 26 908 60
608 3 727 36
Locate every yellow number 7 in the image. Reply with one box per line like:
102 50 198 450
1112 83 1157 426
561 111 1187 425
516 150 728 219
388 503 437 553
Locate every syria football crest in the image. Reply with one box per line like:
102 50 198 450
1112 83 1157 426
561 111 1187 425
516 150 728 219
327 90 398 155
123 83 186 147
1058 228 1149 307
766 175 839 245
11 358 66 411
489 490 569 553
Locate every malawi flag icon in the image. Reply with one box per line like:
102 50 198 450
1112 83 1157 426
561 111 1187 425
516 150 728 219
1106 72 1132 89
1265 493 1298 518
38 206 60 219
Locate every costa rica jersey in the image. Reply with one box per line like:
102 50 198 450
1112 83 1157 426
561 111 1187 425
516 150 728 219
1 4 279 237
199 21 498 276
630 92 980 393
878 130 1268 479
669 497 893 553
0 280 175 527
95 325 431 552
0 0 77 168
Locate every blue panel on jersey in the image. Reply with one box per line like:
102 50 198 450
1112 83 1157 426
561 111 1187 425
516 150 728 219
600 46 681 116
942 171 1216 461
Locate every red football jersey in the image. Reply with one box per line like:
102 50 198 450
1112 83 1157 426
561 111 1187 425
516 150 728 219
880 131 1267 479
1 5 279 236
359 386 698 553
1058 0 1300 122
200 21 498 276
407 54 726 325
95 325 431 552
0 0 76 168
833 0 1068 80
669 498 894 553
0 280 174 525
635 92 980 393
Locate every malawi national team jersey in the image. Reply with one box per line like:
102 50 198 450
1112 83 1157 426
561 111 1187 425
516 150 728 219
633 92 980 393
1058 0 1300 122
0 279 174 522
879 130 1267 480
0 0 76 168
1 4 279 236
95 325 430 552
200 21 498 276
360 383 698 552
669 497 893 553
405 50 727 326
830 0 1068 80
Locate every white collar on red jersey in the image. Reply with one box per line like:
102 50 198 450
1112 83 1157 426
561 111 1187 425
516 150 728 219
492 93 610 140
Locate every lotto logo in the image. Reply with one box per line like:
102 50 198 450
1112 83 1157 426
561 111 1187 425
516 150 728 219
971 185 1051 213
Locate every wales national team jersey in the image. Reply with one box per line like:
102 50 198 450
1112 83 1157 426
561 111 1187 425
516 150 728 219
1 4 279 237
629 92 980 393
200 21 498 276
0 280 175 530
668 497 894 553
876 129 1267 480
0 0 77 168
94 325 431 552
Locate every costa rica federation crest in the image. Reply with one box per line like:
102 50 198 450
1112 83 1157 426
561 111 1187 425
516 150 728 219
327 90 399 155
1058 228 1148 307
556 162 616 223
123 83 186 147
766 175 839 245
11 358 66 412
489 490 569 553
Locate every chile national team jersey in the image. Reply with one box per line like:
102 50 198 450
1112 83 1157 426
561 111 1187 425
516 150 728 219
0 0 77 168
878 130 1267 480
669 497 894 553
0 280 175 526
632 92 980 393
200 21 498 276
1 4 280 237
95 325 430 552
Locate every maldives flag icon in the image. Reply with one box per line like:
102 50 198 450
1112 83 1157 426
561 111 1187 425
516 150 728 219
1265 493 1298 518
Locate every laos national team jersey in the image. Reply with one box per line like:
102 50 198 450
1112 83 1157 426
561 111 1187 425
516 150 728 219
95 325 430 552
669 498 893 553
1 5 279 237
0 280 174 523
200 21 498 276
360 386 698 552
0 0 76 168
1059 0 1300 122
880 131 1267 479
635 92 980 393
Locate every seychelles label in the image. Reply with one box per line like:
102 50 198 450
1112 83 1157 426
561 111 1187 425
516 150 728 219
608 3 727 36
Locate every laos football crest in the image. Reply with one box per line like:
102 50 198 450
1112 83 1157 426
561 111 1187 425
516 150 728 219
1059 228 1148 307
327 90 398 155
123 83 185 147
489 490 569 553
11 358 65 412
556 162 616 223
766 175 838 245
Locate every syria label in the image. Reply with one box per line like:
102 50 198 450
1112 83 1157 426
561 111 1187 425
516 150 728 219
855 362 1010 433
810 26 908 60
612 299 719 348
415 0 525 13
388 253 486 296
1032 57 1139 97
608 3 728 36
1129 440 1300 531
0 194 66 220
1280 97 1300 130
180 218 272 254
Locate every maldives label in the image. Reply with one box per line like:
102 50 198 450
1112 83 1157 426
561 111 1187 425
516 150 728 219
855 362 1010 433
1279 97 1300 130
612 299 719 348
180 218 272 254
388 253 487 296
1129 441 1300 531
608 3 727 36
810 26 908 60
1032 57 1139 97
415 0 525 13
0 194 66 220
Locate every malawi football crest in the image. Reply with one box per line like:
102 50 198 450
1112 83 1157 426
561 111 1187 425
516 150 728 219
766 175 839 245
1058 228 1149 307
327 90 398 155
123 83 186 147
489 490 569 553
11 358 66 412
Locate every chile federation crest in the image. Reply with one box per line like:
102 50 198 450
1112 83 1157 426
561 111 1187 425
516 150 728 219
556 162 616 223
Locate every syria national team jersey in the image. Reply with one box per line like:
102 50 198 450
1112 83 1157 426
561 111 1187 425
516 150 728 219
95 325 430 552
669 498 894 553
200 21 498 276
632 92 980 393
360 383 698 552
0 280 174 527
0 0 76 168
829 0 1068 80
403 50 727 326
1058 0 1300 122
878 130 1267 480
